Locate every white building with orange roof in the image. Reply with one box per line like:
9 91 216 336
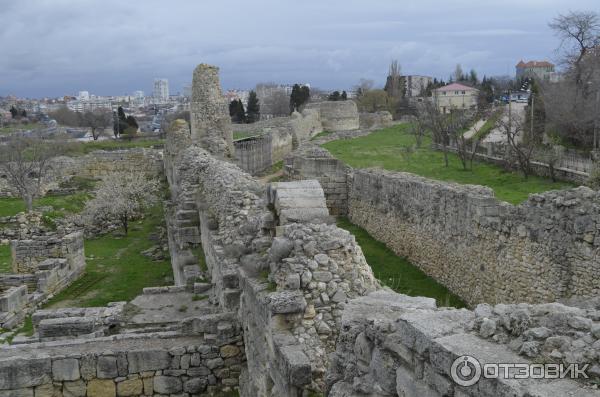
515 60 557 81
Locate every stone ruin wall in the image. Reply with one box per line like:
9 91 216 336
190 64 234 159
285 146 600 307
1 64 599 397
0 311 245 397
0 148 163 198
304 101 359 132
0 231 85 329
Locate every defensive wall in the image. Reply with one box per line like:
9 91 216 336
285 145 600 307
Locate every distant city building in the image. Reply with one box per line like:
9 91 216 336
515 60 558 81
182 84 192 98
433 83 479 114
224 89 250 107
67 99 112 113
77 91 90 101
153 79 169 103
402 75 433 97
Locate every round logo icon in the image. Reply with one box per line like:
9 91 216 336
451 355 482 386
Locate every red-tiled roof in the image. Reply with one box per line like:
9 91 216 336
516 60 554 68
434 83 479 92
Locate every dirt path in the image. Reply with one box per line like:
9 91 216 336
259 169 284 184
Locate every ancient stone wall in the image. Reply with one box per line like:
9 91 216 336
359 111 394 130
348 169 600 306
305 101 359 132
11 231 85 275
0 321 244 397
0 148 163 198
190 64 234 158
327 291 600 396
284 146 350 215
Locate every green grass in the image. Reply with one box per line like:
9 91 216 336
473 109 503 141
0 123 41 134
337 217 466 308
233 131 262 140
63 138 164 156
323 124 573 204
0 192 91 218
311 130 333 140
0 244 11 273
44 204 173 308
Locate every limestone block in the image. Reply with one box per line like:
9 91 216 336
152 376 182 395
62 380 86 397
0 388 34 397
96 356 118 379
52 359 80 381
219 345 240 358
116 379 143 397
0 358 52 390
87 380 116 397
126 350 171 373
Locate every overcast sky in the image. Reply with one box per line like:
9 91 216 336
0 0 597 98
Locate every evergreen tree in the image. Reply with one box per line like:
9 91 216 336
525 79 546 144
341 91 347 100
290 84 310 112
246 91 260 123
9 106 18 119
229 100 246 123
469 69 478 85
328 91 341 101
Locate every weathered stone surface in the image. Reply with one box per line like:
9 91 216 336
96 356 118 379
51 359 80 381
87 379 115 397
152 376 182 395
0 358 51 390
116 379 142 397
62 380 86 397
126 350 171 373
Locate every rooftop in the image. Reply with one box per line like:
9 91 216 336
433 83 479 92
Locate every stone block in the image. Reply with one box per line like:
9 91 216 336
116 379 143 397
96 356 118 379
127 350 171 373
152 376 182 395
52 359 80 381
87 379 116 397
0 388 34 397
0 358 52 390
62 380 86 397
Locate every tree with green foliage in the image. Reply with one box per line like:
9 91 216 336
229 99 246 123
246 91 260 123
290 84 310 112
341 91 348 100
328 91 341 101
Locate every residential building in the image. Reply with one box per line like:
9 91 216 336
66 99 112 113
77 91 90 101
153 79 169 103
433 83 479 113
515 60 557 81
402 75 433 97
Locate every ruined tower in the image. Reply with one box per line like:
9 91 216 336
190 64 234 158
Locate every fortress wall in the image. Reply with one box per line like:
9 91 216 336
348 169 600 306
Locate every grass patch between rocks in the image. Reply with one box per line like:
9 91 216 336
337 217 466 308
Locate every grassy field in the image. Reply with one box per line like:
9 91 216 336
323 124 573 204
64 138 164 156
337 218 466 308
0 123 41 134
0 244 11 273
44 204 172 308
0 192 90 218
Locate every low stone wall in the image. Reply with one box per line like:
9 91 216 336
11 231 85 275
0 148 163 198
326 291 599 396
359 111 394 130
348 169 600 306
305 101 359 132
0 318 244 397
284 146 350 215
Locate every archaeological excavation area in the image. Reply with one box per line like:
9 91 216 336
0 64 599 397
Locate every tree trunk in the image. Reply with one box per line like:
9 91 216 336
121 216 129 235
24 193 33 212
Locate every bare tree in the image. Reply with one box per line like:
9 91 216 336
83 172 159 235
549 11 600 86
449 111 480 171
409 116 427 148
0 136 62 211
538 145 562 182
82 110 113 140
454 64 465 82
354 79 375 98
498 117 535 179
418 101 450 167
384 60 404 99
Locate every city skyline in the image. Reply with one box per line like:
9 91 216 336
1 0 598 98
